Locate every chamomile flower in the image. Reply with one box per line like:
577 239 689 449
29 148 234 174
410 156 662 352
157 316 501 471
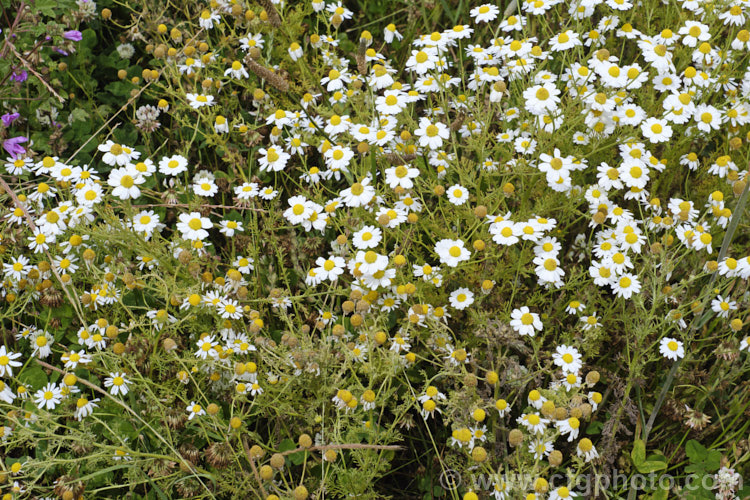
490 221 521 246
214 115 229 133
177 212 212 241
98 141 139 166
611 273 641 298
523 83 561 115
187 401 206 420
198 9 220 29
517 412 549 434
314 255 346 282
510 307 543 337
104 372 131 396
549 30 582 52
641 117 672 143
186 93 215 109
470 3 499 23
288 42 303 60
553 345 583 374
446 184 469 205
711 295 737 318
61 350 92 370
527 390 547 409
405 48 438 74
577 438 599 462
693 104 723 132
659 337 684 360
195 335 219 360
529 438 554 459
158 154 189 176
235 182 259 200
5 156 33 175
679 21 711 47
320 67 351 91
352 225 383 249
340 178 375 208
448 288 474 310
218 219 243 237
189 177 218 198
224 60 248 79
0 346 22 377
74 396 99 420
434 238 471 267
384 164 420 189
376 91 407 115
0 382 15 404
3 256 31 282
34 383 62 410
239 33 264 51
557 417 581 441
258 187 279 200
217 299 243 319
75 182 104 205
549 486 578 500
258 146 290 172
31 330 53 359
565 300 585 314
414 117 449 149
384 23 403 43
131 210 162 238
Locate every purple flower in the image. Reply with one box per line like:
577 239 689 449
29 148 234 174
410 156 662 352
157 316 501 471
53 47 69 56
10 69 27 83
63 30 82 41
1 113 20 127
2 136 27 159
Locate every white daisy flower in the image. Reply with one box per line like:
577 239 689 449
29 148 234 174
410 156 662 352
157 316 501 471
659 337 684 360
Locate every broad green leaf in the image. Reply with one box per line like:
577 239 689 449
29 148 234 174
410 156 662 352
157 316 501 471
70 108 90 122
631 439 646 465
636 460 667 473
686 440 708 462
704 450 721 472
278 438 305 465
34 0 58 16
18 365 48 389
586 421 603 434
652 481 669 500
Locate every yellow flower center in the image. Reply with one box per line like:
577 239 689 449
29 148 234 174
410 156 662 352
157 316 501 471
188 218 203 230
536 88 550 100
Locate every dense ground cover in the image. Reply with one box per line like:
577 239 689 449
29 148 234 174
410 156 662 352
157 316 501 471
1 0 750 498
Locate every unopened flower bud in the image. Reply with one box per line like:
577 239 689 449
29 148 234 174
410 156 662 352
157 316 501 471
548 450 563 466
509 429 524 447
